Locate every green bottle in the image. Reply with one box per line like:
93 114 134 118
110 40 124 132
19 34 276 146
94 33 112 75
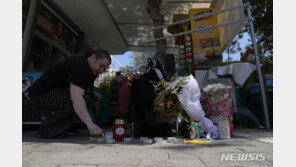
190 122 200 139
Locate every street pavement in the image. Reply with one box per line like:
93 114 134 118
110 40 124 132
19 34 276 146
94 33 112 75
22 128 273 167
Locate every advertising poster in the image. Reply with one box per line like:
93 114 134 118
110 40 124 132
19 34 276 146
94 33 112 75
189 8 222 67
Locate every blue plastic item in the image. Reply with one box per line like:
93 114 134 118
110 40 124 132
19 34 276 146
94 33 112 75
93 87 110 123
22 72 43 101
249 83 260 95
75 87 110 124
235 86 249 127
22 72 43 82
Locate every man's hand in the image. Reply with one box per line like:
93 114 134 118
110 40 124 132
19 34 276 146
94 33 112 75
86 122 103 136
70 83 103 136
93 91 102 101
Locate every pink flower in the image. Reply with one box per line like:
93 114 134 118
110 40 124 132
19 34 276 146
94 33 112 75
217 97 232 117
204 97 218 116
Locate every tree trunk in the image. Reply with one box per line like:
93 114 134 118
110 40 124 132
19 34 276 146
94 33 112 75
146 0 167 67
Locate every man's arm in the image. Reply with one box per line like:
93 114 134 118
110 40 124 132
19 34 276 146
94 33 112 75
70 83 103 136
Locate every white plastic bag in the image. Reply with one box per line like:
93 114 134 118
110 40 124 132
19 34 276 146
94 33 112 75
174 75 219 139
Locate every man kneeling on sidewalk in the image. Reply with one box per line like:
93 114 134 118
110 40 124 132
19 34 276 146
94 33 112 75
27 50 111 138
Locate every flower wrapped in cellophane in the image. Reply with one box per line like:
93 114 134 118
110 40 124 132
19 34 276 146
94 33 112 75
202 82 233 125
159 75 219 139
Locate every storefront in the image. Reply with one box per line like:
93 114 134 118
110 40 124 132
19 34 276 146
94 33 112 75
22 0 87 123
22 0 87 72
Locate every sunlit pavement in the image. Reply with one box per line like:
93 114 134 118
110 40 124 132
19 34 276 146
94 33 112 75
22 128 273 167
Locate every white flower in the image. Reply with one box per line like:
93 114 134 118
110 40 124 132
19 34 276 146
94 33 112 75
157 75 190 96
203 83 229 92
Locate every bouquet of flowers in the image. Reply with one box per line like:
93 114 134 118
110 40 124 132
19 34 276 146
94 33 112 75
157 75 219 139
202 83 233 119
155 75 190 96
153 79 183 117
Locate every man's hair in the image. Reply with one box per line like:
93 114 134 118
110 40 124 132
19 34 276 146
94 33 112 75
86 49 111 63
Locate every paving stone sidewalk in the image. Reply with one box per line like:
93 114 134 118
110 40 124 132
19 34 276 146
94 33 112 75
23 128 273 167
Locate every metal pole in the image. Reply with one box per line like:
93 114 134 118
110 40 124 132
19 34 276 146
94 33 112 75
146 3 250 36
111 55 123 67
22 0 41 71
143 17 251 44
246 2 271 130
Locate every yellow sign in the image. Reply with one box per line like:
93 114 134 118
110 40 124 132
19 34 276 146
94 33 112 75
189 8 222 65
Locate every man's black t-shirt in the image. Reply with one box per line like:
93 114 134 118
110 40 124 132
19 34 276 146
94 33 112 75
28 55 98 97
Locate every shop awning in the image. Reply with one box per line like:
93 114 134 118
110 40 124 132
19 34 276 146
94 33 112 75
50 0 245 54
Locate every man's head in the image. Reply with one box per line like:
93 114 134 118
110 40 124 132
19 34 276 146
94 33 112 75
87 50 111 75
